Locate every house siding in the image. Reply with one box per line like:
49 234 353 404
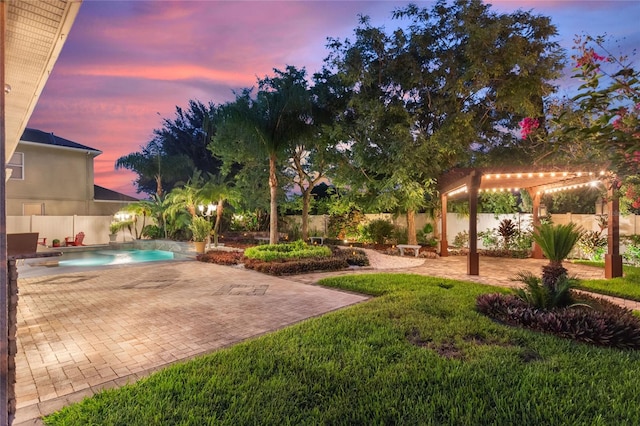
6 143 95 215
6 136 136 216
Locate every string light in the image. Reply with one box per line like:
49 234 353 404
447 170 608 196
543 180 601 194
448 185 468 196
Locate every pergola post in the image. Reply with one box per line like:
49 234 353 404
467 171 481 275
605 181 623 278
440 193 448 257
531 190 543 259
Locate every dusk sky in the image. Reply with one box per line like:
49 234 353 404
27 0 640 198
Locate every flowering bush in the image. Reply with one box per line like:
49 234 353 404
570 35 640 179
518 117 539 139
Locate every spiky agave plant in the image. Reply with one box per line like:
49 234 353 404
532 222 583 291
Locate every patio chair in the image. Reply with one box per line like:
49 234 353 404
65 232 86 246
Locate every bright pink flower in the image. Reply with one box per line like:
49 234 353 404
576 49 608 67
519 117 539 139
613 117 623 130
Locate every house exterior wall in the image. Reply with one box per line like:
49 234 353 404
6 142 131 216
7 142 94 215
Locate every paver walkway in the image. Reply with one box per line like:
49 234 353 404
12 250 639 425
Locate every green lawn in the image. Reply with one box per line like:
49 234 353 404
45 274 640 425
573 261 640 302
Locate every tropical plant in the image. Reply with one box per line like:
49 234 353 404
497 219 517 250
212 66 313 245
189 216 212 242
109 221 127 235
452 231 469 249
115 139 194 197
109 222 120 235
531 222 583 290
512 271 577 309
623 235 640 266
578 230 607 261
417 223 437 246
198 173 241 247
361 219 394 245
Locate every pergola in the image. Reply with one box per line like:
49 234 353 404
437 165 623 279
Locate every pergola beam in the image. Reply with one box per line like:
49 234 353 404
438 165 616 278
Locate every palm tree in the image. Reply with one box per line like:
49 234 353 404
198 174 241 246
119 200 154 239
213 66 313 244
532 222 583 291
115 139 194 197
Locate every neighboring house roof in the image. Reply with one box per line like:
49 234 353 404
94 185 138 202
20 127 102 155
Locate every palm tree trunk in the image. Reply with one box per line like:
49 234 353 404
542 260 567 291
269 154 279 245
213 199 224 246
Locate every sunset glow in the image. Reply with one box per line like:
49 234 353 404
26 1 640 198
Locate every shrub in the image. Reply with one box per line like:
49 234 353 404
532 222 583 289
511 271 576 309
142 224 164 239
578 230 607 261
361 219 394 244
479 228 500 250
197 251 244 265
452 231 469 248
417 223 435 245
244 240 331 262
332 247 370 266
476 292 640 349
390 226 408 245
243 257 349 276
327 205 365 240
189 216 212 242
624 235 640 266
498 218 517 249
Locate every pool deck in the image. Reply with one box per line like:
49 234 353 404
12 260 369 425
12 251 638 425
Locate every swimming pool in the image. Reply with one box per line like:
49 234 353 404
58 249 175 267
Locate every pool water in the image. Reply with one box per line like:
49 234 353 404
58 249 174 267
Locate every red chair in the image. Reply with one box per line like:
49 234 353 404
65 232 85 246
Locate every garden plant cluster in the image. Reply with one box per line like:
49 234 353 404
197 240 370 276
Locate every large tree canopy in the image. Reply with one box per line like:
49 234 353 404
115 100 222 196
323 0 564 243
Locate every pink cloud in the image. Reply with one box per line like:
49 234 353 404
27 0 639 200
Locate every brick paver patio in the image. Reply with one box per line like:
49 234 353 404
13 260 368 425
12 252 639 425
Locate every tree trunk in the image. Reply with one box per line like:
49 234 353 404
407 208 417 245
301 189 311 241
213 199 224 247
155 175 163 197
542 260 567 291
269 154 279 245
